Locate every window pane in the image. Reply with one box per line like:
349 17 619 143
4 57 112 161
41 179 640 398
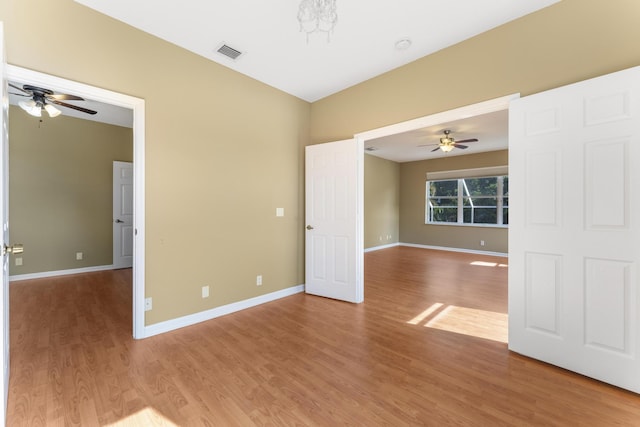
429 180 458 197
430 198 457 207
463 207 497 224
469 208 498 224
464 197 497 207
464 177 498 196
426 175 509 227
431 207 458 222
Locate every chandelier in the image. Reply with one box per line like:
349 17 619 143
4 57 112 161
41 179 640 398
298 0 338 43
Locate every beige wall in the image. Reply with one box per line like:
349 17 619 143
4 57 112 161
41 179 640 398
9 107 133 274
400 150 508 253
310 0 640 144
1 0 310 325
364 154 399 249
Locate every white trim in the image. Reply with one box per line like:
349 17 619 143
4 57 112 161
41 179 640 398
355 138 364 303
9 265 116 282
364 242 400 253
355 94 520 142
426 165 509 181
5 65 146 339
144 284 305 338
400 242 508 258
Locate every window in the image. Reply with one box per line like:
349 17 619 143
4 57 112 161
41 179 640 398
426 175 508 227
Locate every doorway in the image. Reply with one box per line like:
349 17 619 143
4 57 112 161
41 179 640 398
5 65 146 339
354 94 518 294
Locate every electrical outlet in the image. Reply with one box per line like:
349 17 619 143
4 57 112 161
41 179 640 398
480 240 485 246
145 297 152 311
256 275 262 286
276 208 284 217
15 257 22 266
76 252 83 260
202 285 209 298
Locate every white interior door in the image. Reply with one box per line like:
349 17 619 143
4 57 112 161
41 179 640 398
0 21 9 424
509 66 640 393
305 139 363 303
113 161 133 269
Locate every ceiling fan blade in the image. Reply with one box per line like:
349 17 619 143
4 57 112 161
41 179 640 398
9 83 31 95
454 138 478 144
431 147 441 152
453 144 469 149
50 100 98 115
47 93 85 101
9 92 30 97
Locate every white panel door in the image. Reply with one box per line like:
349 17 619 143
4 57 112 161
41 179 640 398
305 139 363 303
0 21 9 424
509 66 640 393
113 161 133 269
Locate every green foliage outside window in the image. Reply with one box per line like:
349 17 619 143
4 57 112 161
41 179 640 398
427 176 508 226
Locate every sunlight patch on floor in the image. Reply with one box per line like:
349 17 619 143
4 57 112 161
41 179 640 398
407 303 443 325
408 303 508 343
471 261 508 268
425 305 508 343
106 408 179 427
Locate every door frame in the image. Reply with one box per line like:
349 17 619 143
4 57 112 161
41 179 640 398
353 93 519 296
354 94 519 143
6 65 147 339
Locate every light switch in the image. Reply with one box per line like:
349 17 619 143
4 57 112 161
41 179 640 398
276 208 284 217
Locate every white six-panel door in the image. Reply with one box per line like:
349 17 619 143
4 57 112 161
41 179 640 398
0 21 9 425
509 66 640 393
305 139 363 303
113 161 133 269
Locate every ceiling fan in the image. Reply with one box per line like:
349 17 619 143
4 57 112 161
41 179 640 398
9 83 97 118
420 129 479 153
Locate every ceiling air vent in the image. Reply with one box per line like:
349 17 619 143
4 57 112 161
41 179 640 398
216 43 243 60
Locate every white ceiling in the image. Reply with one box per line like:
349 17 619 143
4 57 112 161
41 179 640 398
9 1 558 149
73 0 559 102
365 109 508 163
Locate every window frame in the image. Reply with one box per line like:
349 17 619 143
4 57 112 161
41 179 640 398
426 174 509 228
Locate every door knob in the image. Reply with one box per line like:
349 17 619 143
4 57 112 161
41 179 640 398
3 244 24 256
306 225 314 230
115 219 124 223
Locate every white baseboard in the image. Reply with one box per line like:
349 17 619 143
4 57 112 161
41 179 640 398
143 284 305 338
399 243 508 258
9 264 116 282
364 242 400 253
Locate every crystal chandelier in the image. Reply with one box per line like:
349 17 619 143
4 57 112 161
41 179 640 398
298 0 338 43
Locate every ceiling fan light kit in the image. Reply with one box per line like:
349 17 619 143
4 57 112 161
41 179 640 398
10 83 98 119
421 129 480 153
44 104 62 118
18 99 42 117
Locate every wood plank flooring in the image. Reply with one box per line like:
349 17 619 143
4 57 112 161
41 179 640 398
7 246 640 426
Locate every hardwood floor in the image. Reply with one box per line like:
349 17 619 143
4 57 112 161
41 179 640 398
7 247 640 426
